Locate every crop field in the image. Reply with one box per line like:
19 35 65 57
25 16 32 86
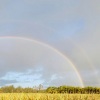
0 93 99 100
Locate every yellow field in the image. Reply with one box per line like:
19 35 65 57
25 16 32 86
0 93 99 100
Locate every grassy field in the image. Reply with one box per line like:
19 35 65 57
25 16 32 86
0 93 99 100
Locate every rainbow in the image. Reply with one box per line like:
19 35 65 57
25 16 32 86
1 20 96 76
0 36 84 87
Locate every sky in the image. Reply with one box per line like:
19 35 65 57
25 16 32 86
0 0 100 87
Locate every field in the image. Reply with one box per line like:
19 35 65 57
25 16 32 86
0 93 99 100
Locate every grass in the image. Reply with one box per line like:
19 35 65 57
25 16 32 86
0 93 99 100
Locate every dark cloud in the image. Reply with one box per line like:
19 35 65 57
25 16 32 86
0 79 17 87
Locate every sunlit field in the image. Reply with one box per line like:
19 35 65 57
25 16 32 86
0 93 99 100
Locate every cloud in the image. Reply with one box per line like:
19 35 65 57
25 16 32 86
0 79 17 87
0 38 82 87
0 0 100 87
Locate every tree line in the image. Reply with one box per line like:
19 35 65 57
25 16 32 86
0 85 100 94
46 86 100 94
0 84 44 93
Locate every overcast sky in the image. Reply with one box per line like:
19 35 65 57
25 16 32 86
0 0 100 87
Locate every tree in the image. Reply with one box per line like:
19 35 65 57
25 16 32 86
38 84 43 91
46 87 58 93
